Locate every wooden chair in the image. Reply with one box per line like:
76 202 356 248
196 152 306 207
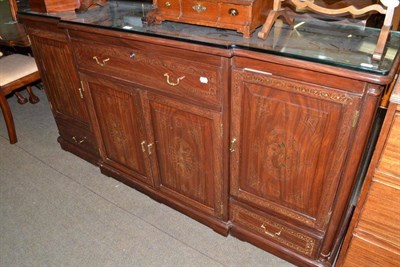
258 0 400 61
0 54 41 144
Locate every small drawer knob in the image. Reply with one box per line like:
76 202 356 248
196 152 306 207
229 8 239 16
165 1 171 7
130 52 136 59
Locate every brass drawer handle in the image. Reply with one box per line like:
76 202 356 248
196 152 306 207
192 4 206 13
72 136 86 144
229 138 237 152
93 56 110 66
164 73 185 86
261 224 282 237
165 1 171 7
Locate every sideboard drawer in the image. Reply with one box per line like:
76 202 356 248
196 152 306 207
230 202 319 258
58 121 98 156
71 38 222 107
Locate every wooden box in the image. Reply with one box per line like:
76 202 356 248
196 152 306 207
29 0 80 12
152 0 274 38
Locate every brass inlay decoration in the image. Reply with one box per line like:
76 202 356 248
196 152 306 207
109 121 126 144
236 71 354 105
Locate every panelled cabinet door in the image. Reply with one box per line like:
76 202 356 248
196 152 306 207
29 30 89 124
85 79 153 186
230 69 362 230
142 92 224 218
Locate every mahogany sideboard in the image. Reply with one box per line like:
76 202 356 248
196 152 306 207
18 2 400 266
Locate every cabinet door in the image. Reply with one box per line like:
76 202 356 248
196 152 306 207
29 29 89 124
143 93 224 217
230 69 362 230
85 79 153 186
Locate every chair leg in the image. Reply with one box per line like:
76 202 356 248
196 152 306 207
0 94 17 144
15 92 28 105
26 86 40 104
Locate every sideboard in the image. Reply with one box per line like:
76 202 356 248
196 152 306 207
18 2 400 266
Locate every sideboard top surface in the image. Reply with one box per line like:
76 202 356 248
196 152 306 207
18 0 400 75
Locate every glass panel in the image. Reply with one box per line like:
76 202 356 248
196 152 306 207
18 0 400 75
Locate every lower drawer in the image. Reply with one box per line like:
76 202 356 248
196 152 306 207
230 201 320 258
57 120 98 156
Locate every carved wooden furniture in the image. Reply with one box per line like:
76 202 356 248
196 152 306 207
19 10 400 266
152 0 274 37
0 54 41 144
336 77 400 266
258 0 400 61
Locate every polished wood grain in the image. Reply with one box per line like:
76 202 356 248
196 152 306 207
84 77 153 186
230 66 361 229
144 92 224 217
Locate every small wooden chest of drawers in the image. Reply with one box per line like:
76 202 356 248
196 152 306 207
337 77 400 266
153 0 273 38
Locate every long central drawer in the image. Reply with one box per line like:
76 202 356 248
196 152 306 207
69 31 224 108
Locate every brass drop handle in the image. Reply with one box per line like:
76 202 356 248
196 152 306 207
229 138 237 152
229 8 239 16
72 136 86 144
141 141 146 152
192 4 206 13
164 73 185 86
93 56 110 66
147 143 154 155
261 224 282 237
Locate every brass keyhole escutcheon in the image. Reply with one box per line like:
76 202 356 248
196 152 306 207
229 8 239 16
